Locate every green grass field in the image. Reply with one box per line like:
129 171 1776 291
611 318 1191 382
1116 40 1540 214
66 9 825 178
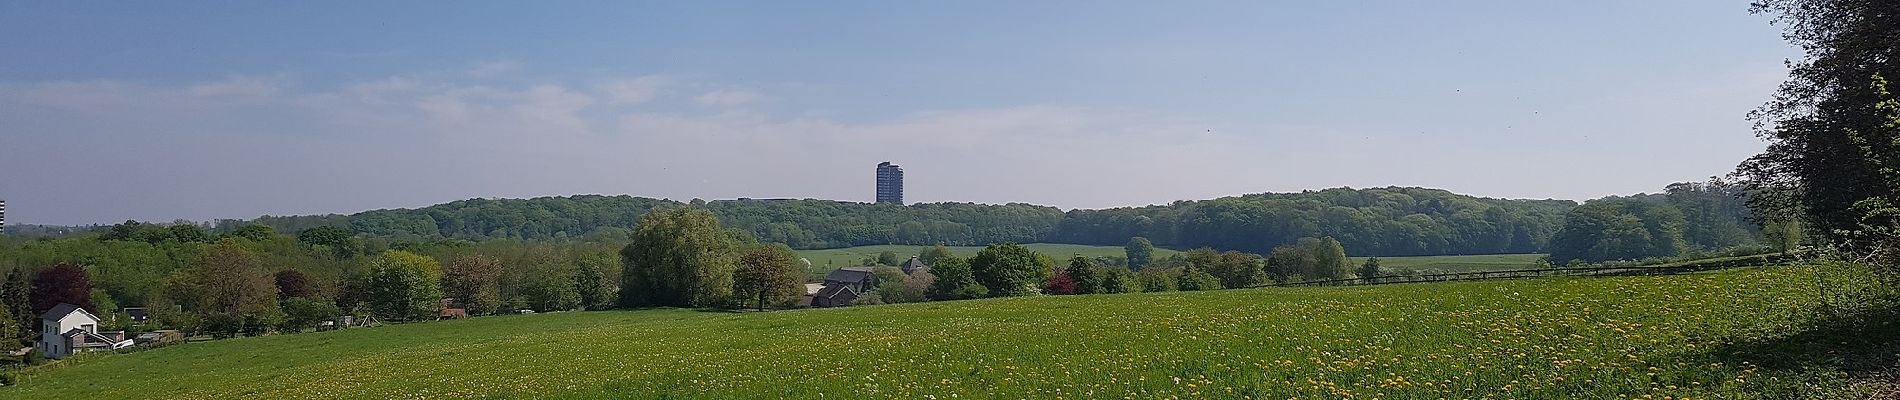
795 243 1181 274
9 262 1895 399
1352 253 1547 272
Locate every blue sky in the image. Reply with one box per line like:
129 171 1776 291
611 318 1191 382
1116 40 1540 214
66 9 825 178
0 1 1795 225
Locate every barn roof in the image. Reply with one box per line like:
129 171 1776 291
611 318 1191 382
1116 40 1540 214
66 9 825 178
40 303 96 322
814 284 858 299
901 257 930 274
823 267 875 283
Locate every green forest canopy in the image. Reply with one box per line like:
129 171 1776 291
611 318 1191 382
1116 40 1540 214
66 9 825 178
22 185 1764 259
210 187 1588 257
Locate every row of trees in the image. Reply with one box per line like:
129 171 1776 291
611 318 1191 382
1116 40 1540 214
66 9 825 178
1546 179 1782 264
840 235 1356 306
78 187 1583 258
0 219 635 343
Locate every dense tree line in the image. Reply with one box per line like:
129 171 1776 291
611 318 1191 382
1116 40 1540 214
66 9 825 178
1738 0 1900 265
144 187 1574 257
1057 187 1576 256
1546 180 1769 264
0 221 633 345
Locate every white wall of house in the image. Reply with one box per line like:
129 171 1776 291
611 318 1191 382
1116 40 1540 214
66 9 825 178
40 309 100 359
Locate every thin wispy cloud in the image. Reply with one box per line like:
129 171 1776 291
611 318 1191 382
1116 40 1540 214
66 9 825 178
0 2 1791 224
693 89 762 107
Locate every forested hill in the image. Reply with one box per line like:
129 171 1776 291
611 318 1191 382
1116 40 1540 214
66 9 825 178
231 187 1579 257
1053 187 1577 256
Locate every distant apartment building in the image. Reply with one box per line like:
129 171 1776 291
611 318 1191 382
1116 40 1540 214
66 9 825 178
875 162 904 205
0 199 7 235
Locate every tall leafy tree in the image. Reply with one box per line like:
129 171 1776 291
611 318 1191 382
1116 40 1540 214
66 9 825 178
1264 237 1351 282
0 300 16 348
1311 237 1351 280
3 268 35 342
442 254 502 315
1739 0 1900 244
573 254 617 311
732 245 804 311
170 240 281 328
364 251 444 320
1100 268 1141 294
1065 256 1104 294
1124 237 1155 270
31 263 94 316
1176 266 1221 291
619 208 739 308
1664 180 1761 250
1198 249 1264 289
1547 200 1688 264
522 273 581 312
278 297 341 333
297 226 359 258
918 245 956 266
274 269 318 300
925 256 985 300
166 223 212 243
226 224 280 243
970 243 1045 297
1137 267 1177 292
1358 257 1383 282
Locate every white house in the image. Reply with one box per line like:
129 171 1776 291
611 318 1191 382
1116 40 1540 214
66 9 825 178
39 303 133 359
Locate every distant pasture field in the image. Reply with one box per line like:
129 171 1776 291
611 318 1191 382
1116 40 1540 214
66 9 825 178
1352 253 1547 272
10 263 1895 399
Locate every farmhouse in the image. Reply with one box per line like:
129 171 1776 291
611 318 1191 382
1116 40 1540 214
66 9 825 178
901 256 930 274
821 266 878 293
39 303 134 359
122 307 148 324
810 284 860 307
810 266 878 308
810 259 935 308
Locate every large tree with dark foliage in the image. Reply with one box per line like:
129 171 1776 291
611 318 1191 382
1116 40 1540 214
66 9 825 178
1738 0 1900 247
274 269 318 300
31 263 94 316
1124 237 1155 270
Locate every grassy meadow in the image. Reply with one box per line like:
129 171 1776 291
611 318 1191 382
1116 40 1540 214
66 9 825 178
1352 253 1548 273
8 262 1896 399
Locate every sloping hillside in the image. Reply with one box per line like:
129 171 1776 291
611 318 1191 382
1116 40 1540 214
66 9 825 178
241 187 1579 256
7 264 1893 399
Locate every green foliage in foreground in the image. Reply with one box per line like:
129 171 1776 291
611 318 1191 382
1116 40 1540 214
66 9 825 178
7 264 1895 399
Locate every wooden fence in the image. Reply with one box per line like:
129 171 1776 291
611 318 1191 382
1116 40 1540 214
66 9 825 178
1261 253 1801 288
